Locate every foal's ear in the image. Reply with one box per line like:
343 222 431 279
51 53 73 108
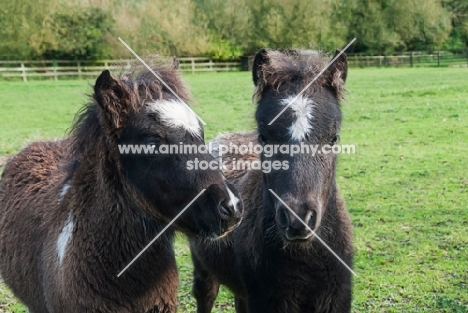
252 48 269 86
325 49 348 93
94 70 131 129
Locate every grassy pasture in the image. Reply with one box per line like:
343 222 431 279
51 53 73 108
0 68 467 312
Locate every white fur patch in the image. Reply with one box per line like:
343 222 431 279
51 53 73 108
59 183 70 201
57 212 73 265
281 95 314 141
147 99 202 138
227 187 240 213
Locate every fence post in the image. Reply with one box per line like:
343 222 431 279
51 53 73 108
437 51 440 67
53 60 58 81
191 59 195 74
77 61 82 80
410 52 413 67
20 62 27 82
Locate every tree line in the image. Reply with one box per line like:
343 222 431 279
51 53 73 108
0 0 467 60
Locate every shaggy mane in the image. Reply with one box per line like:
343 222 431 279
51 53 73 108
118 56 191 104
254 49 346 101
69 56 191 157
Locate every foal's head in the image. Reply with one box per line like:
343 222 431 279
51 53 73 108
253 49 347 243
74 59 242 238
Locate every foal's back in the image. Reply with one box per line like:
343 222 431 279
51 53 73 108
0 140 69 312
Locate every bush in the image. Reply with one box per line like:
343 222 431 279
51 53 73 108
42 7 113 60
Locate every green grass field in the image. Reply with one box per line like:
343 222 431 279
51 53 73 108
0 68 467 312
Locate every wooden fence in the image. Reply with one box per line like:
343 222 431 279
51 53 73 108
0 58 241 81
1 51 467 81
347 51 468 68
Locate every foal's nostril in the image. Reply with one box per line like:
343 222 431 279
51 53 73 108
219 204 231 216
219 200 238 218
276 205 317 241
308 210 317 228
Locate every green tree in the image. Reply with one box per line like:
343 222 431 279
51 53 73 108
345 0 398 53
0 0 57 59
44 6 114 60
347 0 451 53
194 0 249 59
245 0 348 54
394 0 451 50
443 0 468 49
112 0 214 58
0 0 460 60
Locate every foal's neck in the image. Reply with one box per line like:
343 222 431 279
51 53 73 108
68 151 172 262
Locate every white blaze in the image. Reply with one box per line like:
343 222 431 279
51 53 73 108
227 187 240 213
281 95 314 141
147 99 202 138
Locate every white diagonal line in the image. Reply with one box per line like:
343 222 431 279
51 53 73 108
268 38 356 126
268 189 357 277
118 37 207 126
117 189 206 277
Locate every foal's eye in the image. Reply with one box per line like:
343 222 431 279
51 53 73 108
330 135 340 145
148 113 159 122
144 137 160 147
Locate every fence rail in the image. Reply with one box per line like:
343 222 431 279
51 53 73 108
347 51 468 68
1 51 467 81
0 58 241 81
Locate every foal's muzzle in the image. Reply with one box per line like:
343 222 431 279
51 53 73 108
205 183 243 238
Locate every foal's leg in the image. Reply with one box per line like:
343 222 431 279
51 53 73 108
234 297 248 313
192 256 220 313
326 283 352 313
